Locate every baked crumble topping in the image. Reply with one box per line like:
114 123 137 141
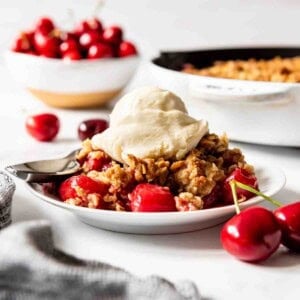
71 133 254 211
183 56 300 83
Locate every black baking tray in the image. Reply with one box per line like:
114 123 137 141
152 47 300 71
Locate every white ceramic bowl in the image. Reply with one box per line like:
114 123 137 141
5 51 139 108
26 163 285 234
150 47 300 146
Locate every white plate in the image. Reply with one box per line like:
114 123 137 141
26 164 285 234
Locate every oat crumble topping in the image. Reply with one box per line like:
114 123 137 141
183 56 300 83
70 134 254 211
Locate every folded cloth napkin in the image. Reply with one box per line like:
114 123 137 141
0 172 200 300
0 172 15 229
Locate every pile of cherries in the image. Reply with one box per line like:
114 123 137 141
25 112 108 142
221 180 300 262
12 16 137 60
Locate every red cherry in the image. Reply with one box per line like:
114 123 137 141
33 30 60 58
59 175 108 202
25 113 60 142
83 152 111 172
25 30 35 45
60 39 79 55
223 168 258 204
88 17 103 32
79 31 102 50
78 119 108 141
118 41 137 57
102 26 123 45
63 49 82 61
274 202 300 252
129 183 176 212
11 33 31 52
87 43 113 59
60 31 78 42
42 182 57 196
74 20 91 36
35 17 55 34
75 18 103 36
221 206 282 262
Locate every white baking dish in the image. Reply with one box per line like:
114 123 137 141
149 47 300 146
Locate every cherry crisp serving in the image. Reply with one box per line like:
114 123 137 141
55 133 258 212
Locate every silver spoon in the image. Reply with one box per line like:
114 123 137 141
5 149 81 182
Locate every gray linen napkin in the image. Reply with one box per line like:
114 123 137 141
0 172 15 229
0 172 200 300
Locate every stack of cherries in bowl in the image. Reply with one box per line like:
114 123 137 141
6 16 139 108
11 16 137 60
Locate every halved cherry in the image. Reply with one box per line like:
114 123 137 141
129 183 176 212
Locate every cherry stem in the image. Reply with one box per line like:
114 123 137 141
230 180 240 214
233 180 282 208
93 0 105 16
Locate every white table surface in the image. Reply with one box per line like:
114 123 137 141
1 1 300 299
1 60 300 300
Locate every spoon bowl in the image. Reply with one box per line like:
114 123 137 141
5 149 80 182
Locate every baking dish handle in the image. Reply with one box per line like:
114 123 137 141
188 79 293 105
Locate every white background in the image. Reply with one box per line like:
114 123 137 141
1 1 300 300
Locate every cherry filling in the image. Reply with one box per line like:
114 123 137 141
83 152 112 172
59 175 108 208
223 168 258 204
129 183 177 212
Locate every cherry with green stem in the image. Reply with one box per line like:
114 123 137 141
221 179 282 262
230 180 300 253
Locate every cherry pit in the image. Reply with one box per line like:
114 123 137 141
12 16 138 60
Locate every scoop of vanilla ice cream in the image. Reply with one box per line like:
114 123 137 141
109 86 187 126
92 87 208 163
